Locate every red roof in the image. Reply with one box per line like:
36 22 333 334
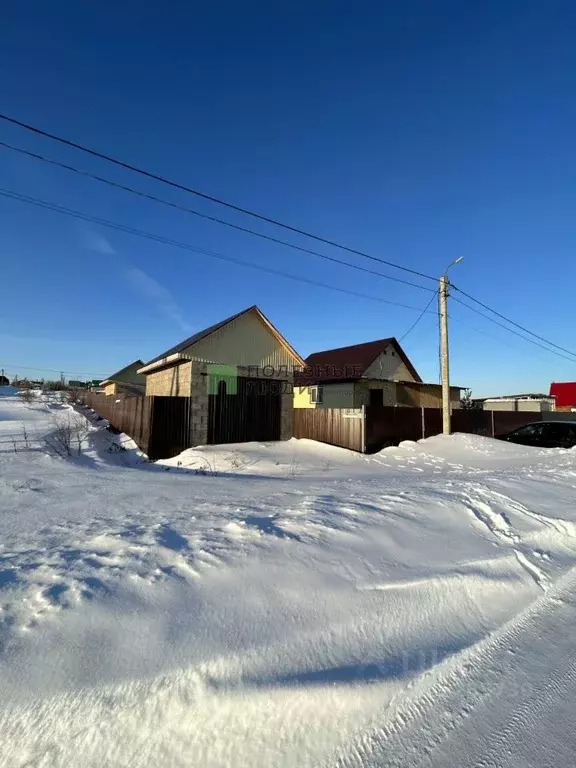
295 338 422 385
550 382 576 407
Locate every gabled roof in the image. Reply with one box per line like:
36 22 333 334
100 359 144 386
295 337 422 385
550 382 576 407
139 305 305 374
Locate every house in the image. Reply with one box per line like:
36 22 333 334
137 305 305 445
474 393 556 412
294 337 462 409
550 382 576 412
100 360 146 397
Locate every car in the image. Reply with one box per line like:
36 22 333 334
497 420 576 449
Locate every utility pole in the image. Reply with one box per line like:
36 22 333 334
439 275 451 435
439 258 463 436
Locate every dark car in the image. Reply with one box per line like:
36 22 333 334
497 420 576 449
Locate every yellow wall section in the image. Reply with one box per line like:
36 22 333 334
294 383 355 408
294 386 315 408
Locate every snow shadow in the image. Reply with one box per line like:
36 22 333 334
244 515 301 540
245 635 484 690
0 569 19 589
156 524 188 551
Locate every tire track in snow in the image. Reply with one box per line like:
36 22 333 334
460 491 519 542
332 565 576 768
458 485 552 590
482 486 576 536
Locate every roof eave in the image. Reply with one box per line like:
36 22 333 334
137 353 190 375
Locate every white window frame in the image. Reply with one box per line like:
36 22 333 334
310 386 324 404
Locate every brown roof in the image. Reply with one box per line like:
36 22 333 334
295 338 422 385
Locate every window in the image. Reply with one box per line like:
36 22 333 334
511 423 545 438
310 386 324 404
543 423 576 445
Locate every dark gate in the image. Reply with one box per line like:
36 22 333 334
208 377 282 444
148 396 191 459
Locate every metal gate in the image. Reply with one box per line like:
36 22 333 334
148 396 192 459
208 377 282 444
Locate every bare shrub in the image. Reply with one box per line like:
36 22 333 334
21 423 31 450
49 413 91 456
12 423 34 453
18 388 37 406
228 452 247 470
191 454 218 476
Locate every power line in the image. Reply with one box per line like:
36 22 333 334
452 284 576 359
0 187 439 315
451 295 576 364
452 315 562 365
0 113 437 282
0 363 106 376
0 140 435 294
399 290 438 342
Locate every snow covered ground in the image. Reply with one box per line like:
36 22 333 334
1 394 576 766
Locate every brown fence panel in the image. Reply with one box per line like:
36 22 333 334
293 408 364 452
451 409 490 435
148 396 191 460
79 392 194 460
207 377 282 445
422 407 443 438
78 391 154 457
365 406 423 452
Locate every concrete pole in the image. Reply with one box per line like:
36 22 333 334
439 274 451 435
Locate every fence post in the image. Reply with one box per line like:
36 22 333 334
491 409 495 437
421 407 425 440
361 405 366 453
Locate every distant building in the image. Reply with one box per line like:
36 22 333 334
550 382 576 412
100 360 146 398
474 393 555 412
294 337 462 409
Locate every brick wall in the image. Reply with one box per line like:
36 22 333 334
145 361 192 397
190 362 209 445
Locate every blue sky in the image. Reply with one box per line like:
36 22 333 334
1 0 575 395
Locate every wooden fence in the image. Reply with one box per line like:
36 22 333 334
78 392 191 460
295 406 576 454
293 408 365 452
79 389 575 460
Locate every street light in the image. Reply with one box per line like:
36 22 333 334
440 257 464 435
